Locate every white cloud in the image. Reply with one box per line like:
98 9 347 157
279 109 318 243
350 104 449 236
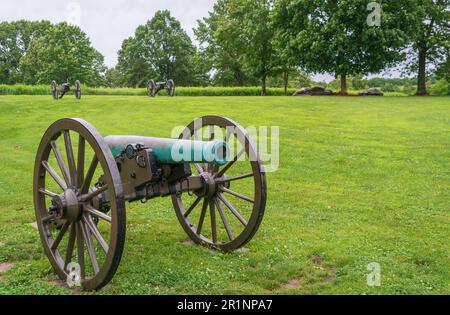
0 0 217 67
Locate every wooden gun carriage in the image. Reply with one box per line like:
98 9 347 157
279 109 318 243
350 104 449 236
33 116 266 290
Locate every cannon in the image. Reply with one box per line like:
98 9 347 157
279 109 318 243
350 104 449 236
51 80 81 100
147 79 175 97
33 116 266 290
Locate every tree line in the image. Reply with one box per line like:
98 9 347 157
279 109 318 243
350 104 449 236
0 1 448 95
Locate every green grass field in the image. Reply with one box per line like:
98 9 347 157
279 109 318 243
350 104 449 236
0 95 448 295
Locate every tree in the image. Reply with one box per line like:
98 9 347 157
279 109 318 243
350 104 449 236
20 22 106 86
196 0 278 94
104 67 123 88
274 0 417 94
409 0 450 94
195 0 259 87
228 0 279 95
117 10 204 87
116 37 154 88
0 20 52 84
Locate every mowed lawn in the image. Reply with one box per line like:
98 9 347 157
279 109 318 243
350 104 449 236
0 95 448 295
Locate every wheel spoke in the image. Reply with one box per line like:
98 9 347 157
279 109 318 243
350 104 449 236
215 197 234 241
81 184 108 202
38 188 58 198
80 219 99 274
50 140 71 186
63 130 77 187
76 222 85 279
217 173 254 184
184 196 202 218
218 194 248 227
210 198 217 243
51 221 70 251
84 214 109 253
77 136 85 188
215 148 245 178
196 198 208 235
193 163 203 174
84 205 112 223
64 223 76 269
42 161 67 191
81 156 98 194
220 186 254 203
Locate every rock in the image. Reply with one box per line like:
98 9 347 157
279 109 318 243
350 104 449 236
293 86 334 96
358 88 384 96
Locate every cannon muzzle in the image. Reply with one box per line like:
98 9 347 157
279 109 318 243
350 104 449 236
105 135 229 166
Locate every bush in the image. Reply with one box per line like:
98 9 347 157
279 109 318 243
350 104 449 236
0 84 49 95
0 85 298 96
429 79 450 96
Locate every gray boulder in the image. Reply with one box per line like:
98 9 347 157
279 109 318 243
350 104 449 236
358 88 384 96
293 86 334 96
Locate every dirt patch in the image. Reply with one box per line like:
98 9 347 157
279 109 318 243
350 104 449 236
51 278 84 294
0 262 14 273
182 240 196 246
236 247 249 253
30 222 38 230
310 254 324 265
413 259 431 266
324 268 337 284
282 278 302 289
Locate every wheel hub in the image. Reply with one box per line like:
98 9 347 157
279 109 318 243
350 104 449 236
199 172 217 198
52 189 82 223
197 172 231 198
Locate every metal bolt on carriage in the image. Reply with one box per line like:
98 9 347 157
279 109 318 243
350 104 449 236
33 116 267 290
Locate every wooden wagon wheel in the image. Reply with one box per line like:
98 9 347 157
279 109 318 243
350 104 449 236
147 80 157 97
51 81 58 100
166 79 175 97
173 116 266 252
74 80 81 99
33 118 126 291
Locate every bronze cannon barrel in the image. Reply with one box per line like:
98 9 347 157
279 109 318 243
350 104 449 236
105 135 229 166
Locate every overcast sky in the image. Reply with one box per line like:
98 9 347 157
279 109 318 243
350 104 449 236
1 0 402 82
0 0 217 66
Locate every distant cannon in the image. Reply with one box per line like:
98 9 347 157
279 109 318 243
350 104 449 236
33 116 266 290
147 79 175 97
51 80 81 100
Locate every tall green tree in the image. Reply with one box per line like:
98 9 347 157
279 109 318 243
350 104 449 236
116 37 154 87
230 0 279 95
104 67 123 88
274 0 417 94
117 10 204 87
409 0 449 95
0 20 52 84
195 0 258 87
20 22 106 86
195 0 279 94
